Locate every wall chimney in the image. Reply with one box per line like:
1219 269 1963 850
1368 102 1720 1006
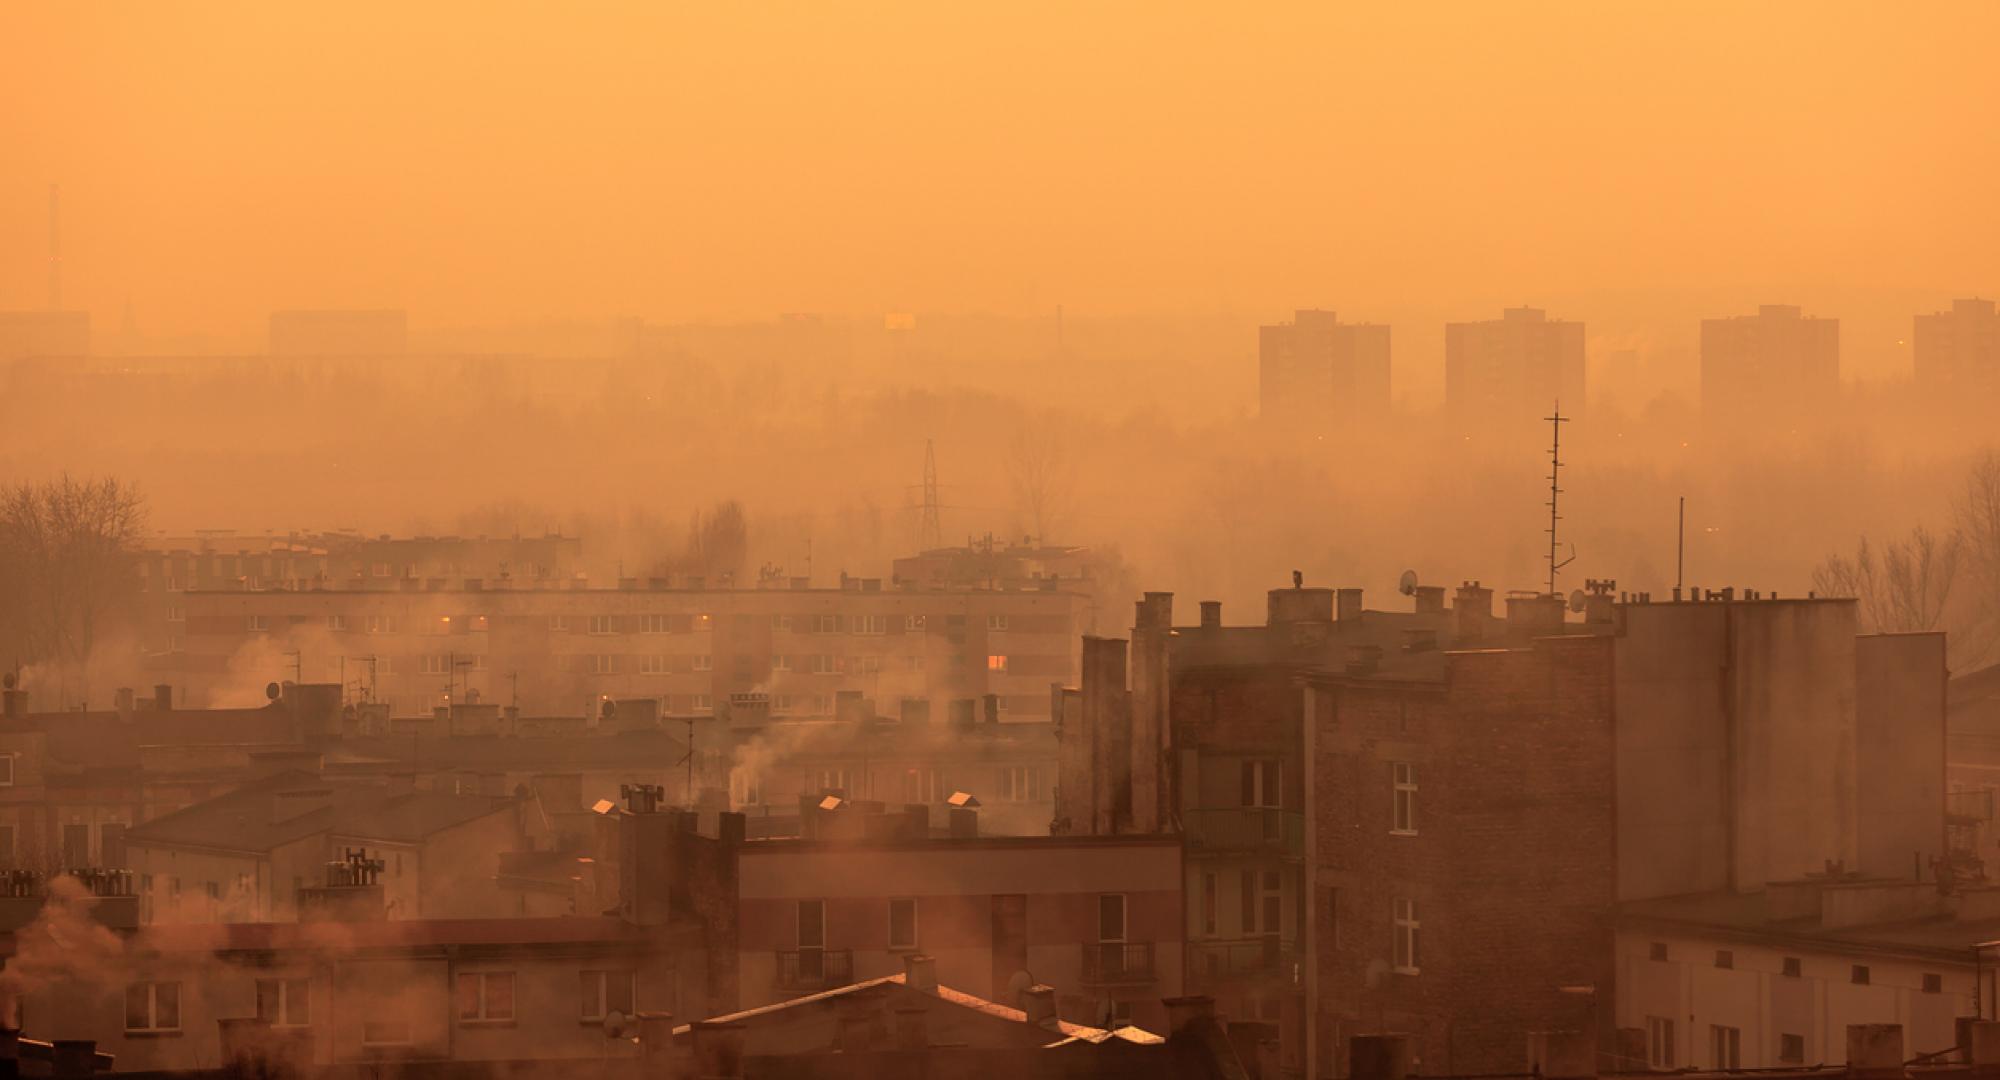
1021 985 1059 1029
1134 591 1173 631
1199 600 1222 629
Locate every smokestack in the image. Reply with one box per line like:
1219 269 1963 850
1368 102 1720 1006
1199 601 1221 628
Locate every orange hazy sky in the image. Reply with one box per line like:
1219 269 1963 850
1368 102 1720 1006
2 2 1996 342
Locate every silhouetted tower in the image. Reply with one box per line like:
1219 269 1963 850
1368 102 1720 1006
920 439 943 551
1545 404 1575 595
47 184 60 311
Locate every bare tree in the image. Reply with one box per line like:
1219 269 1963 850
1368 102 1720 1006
683 500 748 584
1954 449 2000 661
0 476 146 695
1007 419 1075 544
1812 526 1962 635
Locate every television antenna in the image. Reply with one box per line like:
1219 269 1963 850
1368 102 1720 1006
1544 404 1576 596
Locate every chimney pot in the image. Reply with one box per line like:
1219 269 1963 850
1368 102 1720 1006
903 953 938 992
1199 600 1221 629
1022 985 1059 1028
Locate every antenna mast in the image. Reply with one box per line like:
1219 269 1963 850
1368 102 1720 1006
1545 403 1575 596
48 184 61 311
920 439 943 551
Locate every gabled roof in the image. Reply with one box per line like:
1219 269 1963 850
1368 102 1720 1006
123 770 516 854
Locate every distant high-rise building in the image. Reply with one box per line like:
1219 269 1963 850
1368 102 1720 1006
1913 298 1999 397
1699 304 1839 416
1257 309 1391 427
0 310 90 359
1444 306 1585 419
268 309 408 357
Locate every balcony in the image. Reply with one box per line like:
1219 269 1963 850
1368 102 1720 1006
1189 936 1299 983
1185 808 1303 856
776 949 854 994
1081 942 1156 986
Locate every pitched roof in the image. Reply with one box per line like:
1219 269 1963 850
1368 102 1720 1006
123 770 516 853
672 972 1130 1045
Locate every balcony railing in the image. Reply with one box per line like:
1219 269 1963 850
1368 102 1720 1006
1189 936 1299 982
1185 808 1304 855
776 948 854 993
1081 942 1156 986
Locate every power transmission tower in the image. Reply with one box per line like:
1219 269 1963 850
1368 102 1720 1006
920 439 943 551
1545 404 1576 595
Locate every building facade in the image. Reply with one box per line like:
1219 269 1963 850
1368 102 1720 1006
1699 305 1840 420
1259 310 1392 428
1444 307 1586 420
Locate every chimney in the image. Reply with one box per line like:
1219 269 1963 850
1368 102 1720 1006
948 807 978 839
1135 591 1173 630
0 686 22 720
1021 985 1059 1029
690 1021 747 1080
1506 593 1566 639
1199 601 1221 629
1350 1034 1415 1080
1162 995 1217 1037
153 683 172 710
718 811 746 846
1527 1031 1595 1079
1847 1024 1905 1078
903 953 938 992
1453 582 1494 643
114 688 135 717
894 1006 930 1050
1413 585 1446 614
1267 586 1334 626
1337 588 1363 622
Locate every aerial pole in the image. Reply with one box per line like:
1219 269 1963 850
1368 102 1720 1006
920 439 943 551
1676 496 1686 595
1545 403 1575 596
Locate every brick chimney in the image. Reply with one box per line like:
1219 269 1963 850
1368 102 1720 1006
1453 582 1494 643
1337 588 1363 622
902 953 938 992
1199 601 1221 629
1021 985 1059 1029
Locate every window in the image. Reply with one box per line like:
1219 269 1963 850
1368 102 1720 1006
812 614 841 634
905 655 925 672
456 972 516 1023
247 615 269 632
1782 956 1802 977
1098 894 1127 942
771 654 793 672
1392 898 1419 973
125 982 181 1032
100 823 125 866
1924 972 1944 993
904 767 943 804
815 768 853 796
1648 942 1668 962
1709 1025 1740 1070
580 970 635 1022
1202 872 1218 935
852 614 887 635
326 614 346 631
420 655 449 675
1779 1034 1805 1065
166 606 185 623
371 562 392 578
691 694 712 713
589 615 616 635
640 655 669 676
0 825 13 863
694 613 713 631
810 654 839 675
63 823 89 866
888 898 919 951
987 654 1009 673
1851 964 1870 985
1000 766 1043 802
693 654 712 672
1241 869 1282 935
590 654 618 675
1241 760 1280 808
773 694 796 713
986 614 1009 631
0 755 14 787
731 768 763 807
905 614 927 632
798 899 826 952
1714 949 1733 969
850 655 881 675
1647 1017 1676 1069
771 614 792 632
367 615 399 634
1391 762 1417 834
256 978 310 1027
470 615 489 632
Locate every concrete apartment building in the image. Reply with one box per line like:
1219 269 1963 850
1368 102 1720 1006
1055 579 1953 1078
1258 310 1392 428
156 577 1091 722
1444 307 1586 420
1915 298 2000 398
730 815 1184 1032
267 308 409 357
1700 304 1840 419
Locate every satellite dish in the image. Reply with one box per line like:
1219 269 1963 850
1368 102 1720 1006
1005 969 1034 1006
264 681 282 701
602 1009 635 1039
1567 589 1588 613
1398 570 1420 596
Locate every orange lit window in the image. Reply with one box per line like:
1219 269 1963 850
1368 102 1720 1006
987 654 1008 673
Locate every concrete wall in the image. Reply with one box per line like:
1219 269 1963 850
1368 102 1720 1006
1855 633 1947 878
1614 928 1969 1068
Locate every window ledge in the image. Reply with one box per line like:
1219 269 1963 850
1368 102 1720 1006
457 1019 518 1029
123 1030 185 1039
1389 829 1418 837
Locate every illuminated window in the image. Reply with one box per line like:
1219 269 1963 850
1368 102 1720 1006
987 654 1008 673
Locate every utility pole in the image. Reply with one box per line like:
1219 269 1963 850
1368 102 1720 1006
1545 404 1575 596
1676 496 1686 595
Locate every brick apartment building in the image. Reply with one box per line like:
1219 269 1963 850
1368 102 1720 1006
150 576 1091 722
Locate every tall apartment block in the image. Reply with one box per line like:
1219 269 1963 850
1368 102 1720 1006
1444 307 1585 420
1914 297 1999 397
1258 310 1391 428
1700 304 1839 417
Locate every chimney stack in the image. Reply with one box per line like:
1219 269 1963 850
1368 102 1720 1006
1199 601 1221 629
1021 985 1059 1028
1453 582 1494 643
903 953 938 992
1337 588 1363 622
